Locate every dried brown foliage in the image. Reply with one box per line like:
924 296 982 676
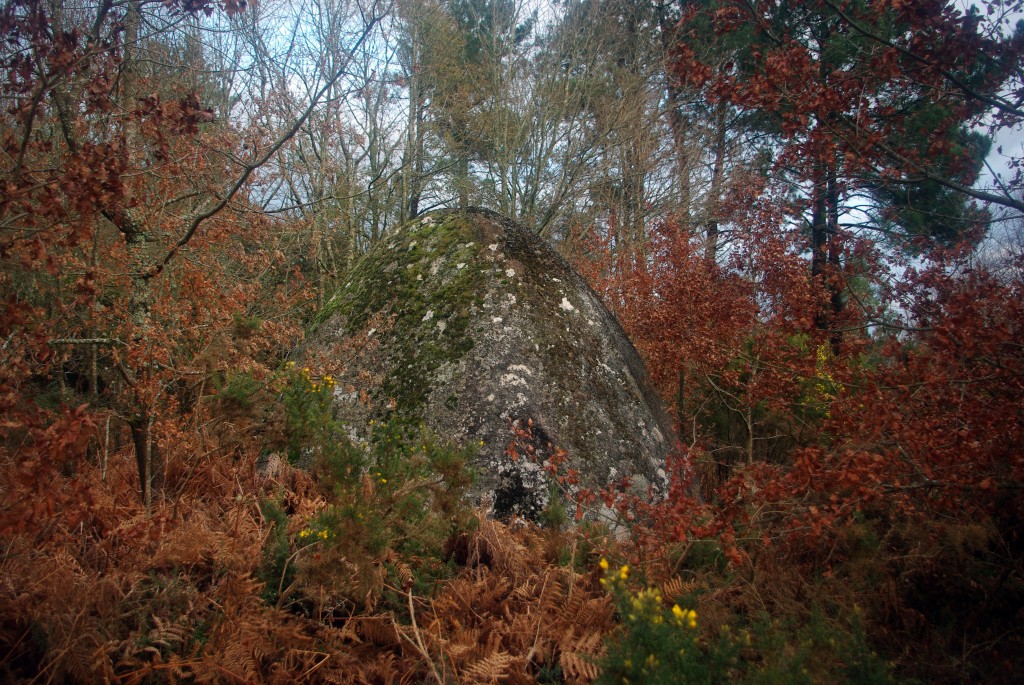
0 430 629 684
417 519 615 684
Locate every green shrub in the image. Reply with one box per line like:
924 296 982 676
261 371 477 615
217 371 261 409
742 608 891 685
595 558 891 684
280 362 337 464
256 497 293 605
540 481 568 530
288 421 476 613
597 561 738 685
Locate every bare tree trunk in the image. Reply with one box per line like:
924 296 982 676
655 0 693 220
457 150 470 209
123 0 163 507
675 367 686 436
705 101 728 261
826 158 843 352
130 414 161 513
746 402 754 465
811 155 829 330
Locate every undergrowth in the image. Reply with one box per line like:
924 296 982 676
0 442 1013 683
0 364 1019 683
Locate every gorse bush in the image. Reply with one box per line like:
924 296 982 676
597 559 738 685
257 497 294 605
260 366 477 616
592 554 893 685
280 362 338 465
215 370 262 410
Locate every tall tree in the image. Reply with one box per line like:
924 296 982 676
431 0 535 208
394 0 466 216
674 0 1024 339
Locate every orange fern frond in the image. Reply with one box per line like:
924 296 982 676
461 650 517 683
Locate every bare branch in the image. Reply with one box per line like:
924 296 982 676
145 0 393 279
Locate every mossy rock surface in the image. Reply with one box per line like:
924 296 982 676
302 208 675 519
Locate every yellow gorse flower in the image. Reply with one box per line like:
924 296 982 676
626 588 665 624
672 604 698 629
598 560 632 588
298 527 331 541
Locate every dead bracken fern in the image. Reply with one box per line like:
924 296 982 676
353 615 403 647
561 648 601 683
659 575 702 605
413 518 615 684
0 433 623 685
462 650 517 683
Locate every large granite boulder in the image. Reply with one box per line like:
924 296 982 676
302 208 674 519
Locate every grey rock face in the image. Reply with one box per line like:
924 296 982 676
302 208 674 519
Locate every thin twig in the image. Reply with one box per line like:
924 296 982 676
405 587 445 685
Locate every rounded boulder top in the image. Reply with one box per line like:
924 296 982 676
303 207 675 520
